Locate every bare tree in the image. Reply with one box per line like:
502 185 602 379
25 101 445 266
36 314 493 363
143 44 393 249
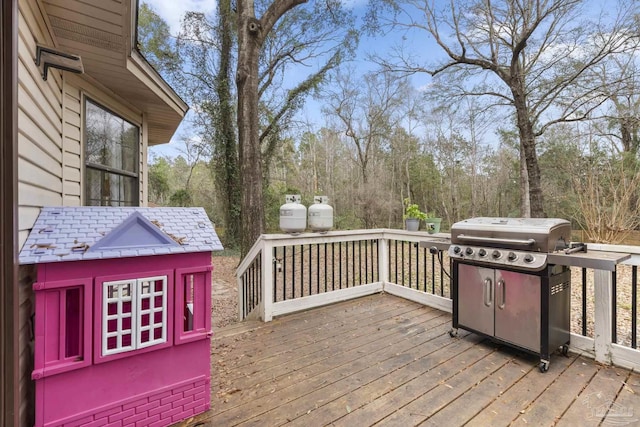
571 151 640 244
369 0 639 217
325 69 409 183
236 0 356 253
590 52 640 156
324 69 411 227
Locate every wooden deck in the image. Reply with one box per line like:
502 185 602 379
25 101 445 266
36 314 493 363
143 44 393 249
179 294 640 427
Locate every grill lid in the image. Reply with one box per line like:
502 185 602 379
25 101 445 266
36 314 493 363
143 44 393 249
451 217 571 253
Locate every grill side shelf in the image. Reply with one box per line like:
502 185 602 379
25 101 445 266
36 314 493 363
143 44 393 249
547 251 630 271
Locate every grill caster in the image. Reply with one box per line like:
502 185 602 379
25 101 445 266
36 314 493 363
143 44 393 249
539 360 549 373
561 345 569 357
448 328 458 338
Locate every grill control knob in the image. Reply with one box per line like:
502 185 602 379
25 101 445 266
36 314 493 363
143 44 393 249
478 249 487 257
524 254 534 263
492 250 501 259
465 247 474 255
453 246 461 254
507 252 518 261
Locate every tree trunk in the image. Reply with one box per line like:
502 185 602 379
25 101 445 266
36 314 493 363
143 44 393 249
236 0 307 255
216 0 241 248
511 75 545 218
519 141 530 217
518 118 545 218
237 1 264 255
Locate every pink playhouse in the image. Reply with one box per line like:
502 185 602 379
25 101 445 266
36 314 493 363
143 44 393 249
19 207 223 427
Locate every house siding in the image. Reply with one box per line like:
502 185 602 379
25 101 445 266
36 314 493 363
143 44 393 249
18 12 150 249
17 0 154 424
18 0 64 247
17 1 60 424
62 79 81 206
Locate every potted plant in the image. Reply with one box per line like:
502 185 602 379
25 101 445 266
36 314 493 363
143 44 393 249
403 198 427 231
424 211 443 234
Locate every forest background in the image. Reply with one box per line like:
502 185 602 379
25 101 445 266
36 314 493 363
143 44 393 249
139 0 640 251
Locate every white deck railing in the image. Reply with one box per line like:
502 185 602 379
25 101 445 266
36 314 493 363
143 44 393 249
236 229 640 371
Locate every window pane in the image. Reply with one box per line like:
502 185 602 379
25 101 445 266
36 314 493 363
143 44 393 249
86 167 137 207
121 175 136 206
85 168 103 206
85 100 138 173
141 281 151 295
107 302 117 315
107 336 117 350
120 284 131 298
64 288 82 359
184 275 194 332
85 99 139 207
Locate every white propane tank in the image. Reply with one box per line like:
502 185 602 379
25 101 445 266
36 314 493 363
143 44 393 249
279 194 307 234
308 196 333 233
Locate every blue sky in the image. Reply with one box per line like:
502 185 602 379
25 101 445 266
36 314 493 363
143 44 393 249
144 0 620 159
150 0 369 35
145 0 433 158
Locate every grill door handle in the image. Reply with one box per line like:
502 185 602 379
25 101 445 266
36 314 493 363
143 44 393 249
483 278 492 307
456 235 536 247
497 279 506 309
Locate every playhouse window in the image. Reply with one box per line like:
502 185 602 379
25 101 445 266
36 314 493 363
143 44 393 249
102 276 167 356
65 287 82 358
175 267 212 344
32 278 93 378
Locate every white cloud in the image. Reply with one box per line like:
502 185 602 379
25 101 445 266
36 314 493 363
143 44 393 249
146 0 216 35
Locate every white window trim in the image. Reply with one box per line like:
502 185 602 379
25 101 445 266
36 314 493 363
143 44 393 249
102 275 167 356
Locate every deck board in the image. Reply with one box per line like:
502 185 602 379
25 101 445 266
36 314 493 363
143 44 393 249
211 309 449 424
379 346 512 426
219 308 447 410
511 355 599 425
465 348 574 426
555 363 629 427
606 371 640 426
179 293 640 427
418 354 533 427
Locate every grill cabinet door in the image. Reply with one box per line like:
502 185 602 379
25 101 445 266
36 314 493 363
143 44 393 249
457 264 494 336
494 269 541 352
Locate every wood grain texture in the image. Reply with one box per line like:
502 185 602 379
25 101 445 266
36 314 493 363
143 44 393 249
183 294 640 427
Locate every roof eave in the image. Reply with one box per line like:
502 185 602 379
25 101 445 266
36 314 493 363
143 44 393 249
41 0 188 146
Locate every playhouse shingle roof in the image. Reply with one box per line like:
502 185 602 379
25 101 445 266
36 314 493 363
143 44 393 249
19 206 223 265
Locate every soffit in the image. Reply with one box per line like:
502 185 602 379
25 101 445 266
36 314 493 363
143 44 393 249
40 0 187 145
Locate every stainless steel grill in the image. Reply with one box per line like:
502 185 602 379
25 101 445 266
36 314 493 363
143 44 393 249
448 217 572 372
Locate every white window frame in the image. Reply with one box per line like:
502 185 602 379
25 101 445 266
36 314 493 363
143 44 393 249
136 276 168 349
102 275 167 356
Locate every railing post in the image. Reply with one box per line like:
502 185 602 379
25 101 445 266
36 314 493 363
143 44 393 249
593 269 613 365
262 240 274 322
236 272 244 322
379 236 389 290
